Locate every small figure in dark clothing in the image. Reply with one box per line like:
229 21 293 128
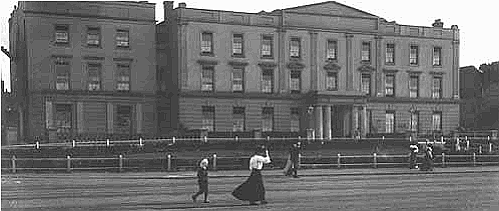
420 144 434 171
285 142 301 178
409 142 419 169
192 158 209 203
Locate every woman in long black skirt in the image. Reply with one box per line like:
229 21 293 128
232 146 271 205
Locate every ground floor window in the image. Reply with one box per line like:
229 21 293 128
202 106 215 132
385 111 395 133
116 105 132 134
262 107 274 132
432 111 442 132
55 103 72 134
290 107 300 132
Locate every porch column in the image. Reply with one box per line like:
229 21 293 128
324 106 332 140
315 106 323 139
362 106 368 137
352 106 359 137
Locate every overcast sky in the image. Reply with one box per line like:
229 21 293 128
1 0 498 91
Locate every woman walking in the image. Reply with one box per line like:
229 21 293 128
192 158 210 203
232 145 271 205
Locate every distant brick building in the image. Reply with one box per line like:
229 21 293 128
478 62 499 130
158 1 461 138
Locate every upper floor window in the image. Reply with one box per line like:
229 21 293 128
116 105 132 134
55 60 70 90
432 76 442 99
409 45 419 65
385 74 395 97
232 34 244 57
202 106 215 132
86 27 101 47
290 107 300 132
433 47 442 66
116 29 130 48
261 35 273 58
117 64 130 91
361 42 371 62
233 107 245 132
361 73 371 95
326 40 338 60
55 25 69 44
290 38 301 58
290 70 301 94
326 71 338 91
201 32 213 54
262 107 274 132
262 69 273 93
201 66 215 92
87 63 102 91
409 75 419 98
385 43 395 64
232 67 244 93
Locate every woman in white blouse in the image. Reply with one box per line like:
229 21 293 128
232 145 271 205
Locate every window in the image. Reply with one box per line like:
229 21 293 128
410 111 419 132
261 35 273 58
55 104 72 134
290 38 301 58
432 111 442 131
116 29 129 48
202 106 215 132
326 72 338 91
361 42 371 62
433 47 442 66
385 111 395 133
232 67 244 93
201 66 215 92
87 63 101 91
87 27 101 47
262 107 274 132
361 73 371 95
201 32 213 54
432 76 442 99
290 70 301 94
385 43 395 64
116 105 132 134
117 64 130 91
233 107 245 132
410 45 419 65
55 60 70 90
262 69 273 93
55 25 69 44
385 74 395 97
409 75 419 98
232 34 244 56
327 40 337 60
290 107 300 132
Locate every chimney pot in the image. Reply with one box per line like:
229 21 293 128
178 2 186 8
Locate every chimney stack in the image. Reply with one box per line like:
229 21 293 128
163 1 174 21
432 19 444 28
178 2 186 8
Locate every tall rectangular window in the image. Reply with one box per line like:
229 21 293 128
433 47 442 66
261 35 273 58
385 43 395 64
290 70 301 94
233 107 245 132
361 42 371 62
55 61 70 90
87 27 101 47
432 76 442 99
326 72 338 91
385 74 395 97
116 29 130 48
87 63 101 91
290 38 301 58
409 75 419 98
232 67 244 93
201 66 215 92
232 34 244 56
410 45 419 65
410 112 419 132
202 106 215 132
326 40 337 60
201 32 213 54
361 73 371 95
432 111 442 132
290 107 300 132
385 111 395 133
55 103 72 134
262 107 274 132
116 105 132 134
262 69 273 93
117 64 130 91
55 25 69 44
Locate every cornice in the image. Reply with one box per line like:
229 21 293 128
406 70 423 75
258 62 277 69
228 60 249 67
429 71 446 76
382 68 399 74
323 61 341 71
357 64 376 72
197 59 219 66
287 61 306 70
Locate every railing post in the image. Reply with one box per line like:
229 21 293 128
373 153 377 169
139 137 143 147
119 154 123 172
479 145 482 154
490 143 493 153
172 137 176 145
441 136 444 144
213 154 217 171
441 153 445 168
66 155 71 173
106 138 110 147
235 136 239 142
466 139 470 151
203 136 208 143
36 141 40 149
337 153 341 169
472 153 476 167
167 154 172 171
72 139 76 148
11 155 16 173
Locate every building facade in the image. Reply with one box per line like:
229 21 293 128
459 66 482 130
9 1 158 143
158 1 461 138
479 62 499 130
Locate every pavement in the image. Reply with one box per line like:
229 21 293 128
5 166 499 180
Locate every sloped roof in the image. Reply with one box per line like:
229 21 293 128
282 1 378 18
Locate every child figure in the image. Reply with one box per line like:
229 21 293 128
192 158 209 203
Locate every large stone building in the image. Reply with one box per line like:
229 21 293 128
9 1 158 143
158 1 461 138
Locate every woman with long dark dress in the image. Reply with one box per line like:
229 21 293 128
421 144 434 171
232 146 271 205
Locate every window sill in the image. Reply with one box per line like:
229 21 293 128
432 65 443 68
115 46 131 51
385 62 395 66
200 52 215 57
361 60 371 64
289 57 302 61
53 43 71 48
86 45 102 49
326 58 338 62
409 64 419 67
261 56 274 60
231 54 245 58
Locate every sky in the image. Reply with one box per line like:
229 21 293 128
1 0 498 92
